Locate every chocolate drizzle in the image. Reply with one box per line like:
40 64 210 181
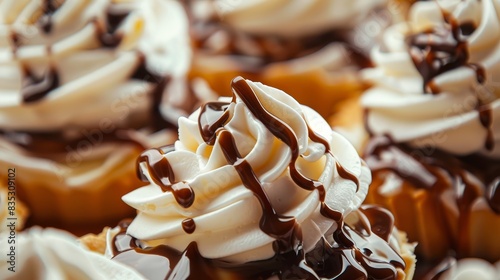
95 5 130 48
198 101 231 145
364 135 500 259
407 12 482 94
21 65 59 103
182 218 196 234
137 146 195 208
128 77 406 279
406 9 495 151
38 0 61 34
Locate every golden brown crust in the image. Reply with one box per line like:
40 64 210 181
79 227 110 254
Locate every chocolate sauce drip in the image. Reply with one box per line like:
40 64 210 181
360 205 394 242
182 218 196 234
405 10 495 151
198 102 231 145
38 0 61 34
125 77 406 278
364 135 500 258
130 53 176 131
136 147 195 208
21 65 59 103
112 221 220 280
95 5 130 48
408 18 479 94
111 206 405 279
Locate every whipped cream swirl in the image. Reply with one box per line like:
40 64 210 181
0 227 145 280
124 78 370 263
362 0 500 157
0 0 190 131
212 0 387 38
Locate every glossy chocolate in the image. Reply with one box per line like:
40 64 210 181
95 5 130 48
21 65 59 103
407 12 483 94
405 10 494 151
129 77 406 279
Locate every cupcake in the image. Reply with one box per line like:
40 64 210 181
82 77 416 279
0 227 146 280
185 0 403 118
0 0 195 233
361 0 500 261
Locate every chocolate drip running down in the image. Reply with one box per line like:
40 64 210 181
406 10 495 151
407 12 483 94
95 5 131 48
21 65 60 103
38 0 62 34
130 53 177 131
129 77 406 279
136 145 195 208
364 135 500 258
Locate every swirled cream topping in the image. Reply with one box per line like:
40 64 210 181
440 258 500 280
212 0 387 38
123 78 370 263
362 0 500 157
0 0 190 131
0 227 145 280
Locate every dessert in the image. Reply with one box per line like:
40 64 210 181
361 0 500 261
87 77 416 279
185 0 401 118
0 0 194 232
0 227 146 280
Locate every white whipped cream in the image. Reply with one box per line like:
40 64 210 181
123 79 370 263
440 258 500 280
0 0 190 131
362 0 500 157
213 0 387 38
0 227 145 280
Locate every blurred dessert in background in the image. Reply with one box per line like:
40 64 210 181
0 0 196 233
82 77 416 279
0 227 146 280
184 0 405 118
361 0 500 262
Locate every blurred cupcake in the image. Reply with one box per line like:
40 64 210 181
0 227 146 280
361 0 500 261
0 0 195 233
185 0 403 118
82 78 416 279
